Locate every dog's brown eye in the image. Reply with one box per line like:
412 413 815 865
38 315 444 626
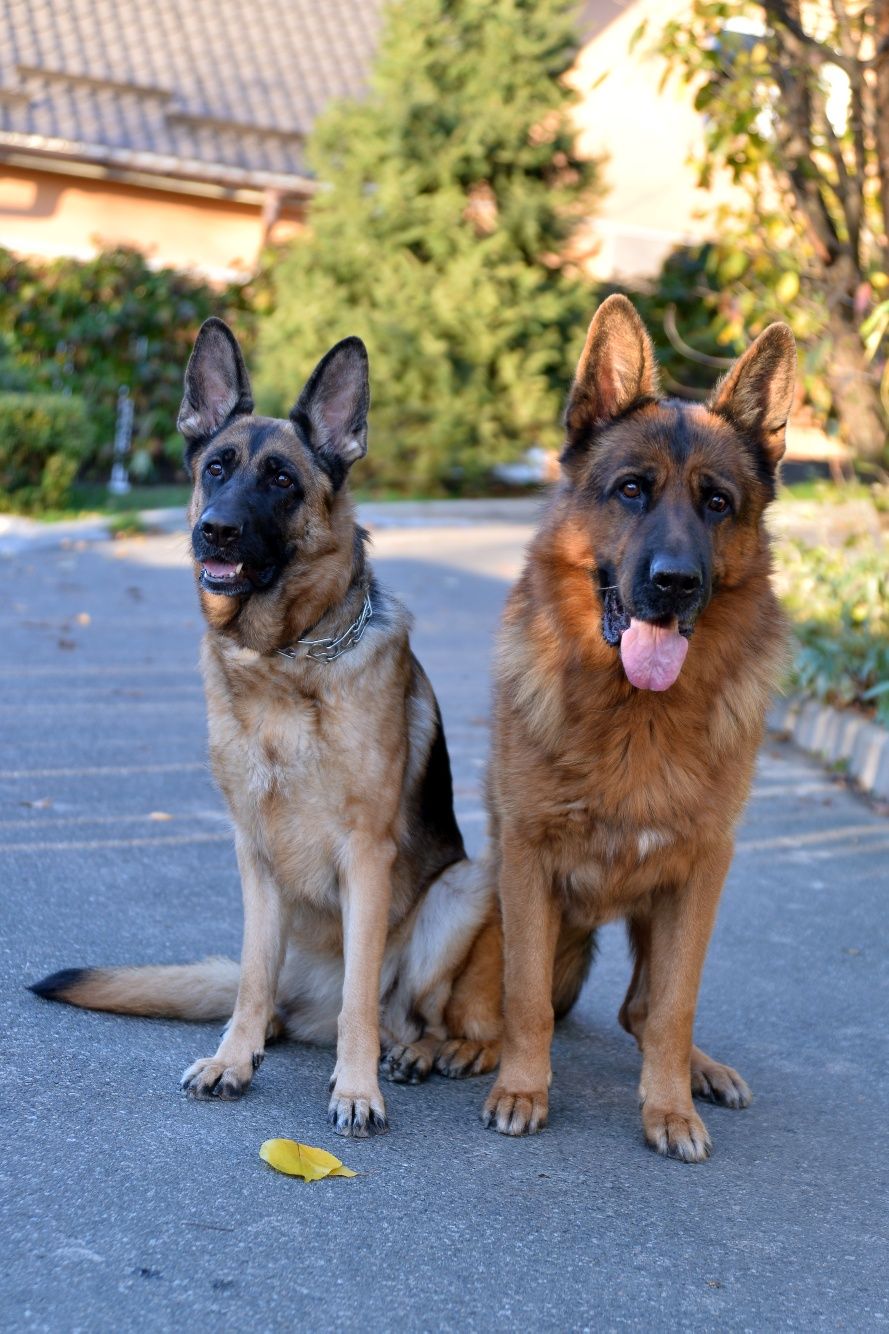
708 493 730 514
619 480 641 499
274 472 293 489
207 461 223 478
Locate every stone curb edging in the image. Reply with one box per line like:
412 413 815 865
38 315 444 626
768 695 889 801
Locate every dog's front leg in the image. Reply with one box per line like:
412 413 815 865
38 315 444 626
181 838 287 1100
482 835 561 1136
637 839 733 1162
328 832 395 1137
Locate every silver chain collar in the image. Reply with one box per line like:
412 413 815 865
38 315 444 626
278 592 373 664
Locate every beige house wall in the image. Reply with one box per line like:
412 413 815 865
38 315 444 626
571 0 743 282
0 167 304 280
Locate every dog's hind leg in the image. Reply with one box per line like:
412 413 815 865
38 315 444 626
181 840 289 1101
436 916 502 1078
381 857 498 1084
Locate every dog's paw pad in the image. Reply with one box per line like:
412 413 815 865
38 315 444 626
691 1059 751 1109
435 1038 500 1079
380 1043 432 1085
180 1057 253 1101
327 1090 388 1138
643 1107 711 1162
481 1085 548 1136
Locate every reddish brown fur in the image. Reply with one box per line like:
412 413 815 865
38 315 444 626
483 296 794 1159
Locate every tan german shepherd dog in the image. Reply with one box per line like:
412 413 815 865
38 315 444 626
31 319 507 1136
481 295 795 1161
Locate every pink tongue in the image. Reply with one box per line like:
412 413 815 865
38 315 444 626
620 618 688 691
202 560 239 578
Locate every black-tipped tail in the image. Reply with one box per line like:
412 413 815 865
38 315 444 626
26 957 240 1020
29 967 95 1002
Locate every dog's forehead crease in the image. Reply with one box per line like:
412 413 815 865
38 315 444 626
589 402 758 495
245 418 299 457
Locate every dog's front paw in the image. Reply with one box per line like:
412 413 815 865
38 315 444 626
642 1104 711 1162
436 1037 500 1079
327 1083 388 1138
481 1084 548 1136
180 1054 257 1100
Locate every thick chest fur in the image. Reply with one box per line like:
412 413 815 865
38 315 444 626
211 681 342 907
198 631 459 930
203 642 383 913
492 629 769 929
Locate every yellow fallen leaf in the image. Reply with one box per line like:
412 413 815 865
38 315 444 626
148 811 173 821
259 1138 356 1181
75 612 91 626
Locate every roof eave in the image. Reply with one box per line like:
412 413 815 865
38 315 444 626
0 131 316 203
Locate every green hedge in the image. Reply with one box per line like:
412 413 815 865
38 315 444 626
0 393 91 513
0 247 262 483
774 537 889 727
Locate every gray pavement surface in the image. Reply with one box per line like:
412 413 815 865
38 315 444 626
2 515 887 1332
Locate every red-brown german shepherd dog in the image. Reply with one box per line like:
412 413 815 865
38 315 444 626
481 295 795 1160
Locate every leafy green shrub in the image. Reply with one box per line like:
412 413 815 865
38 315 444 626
0 247 261 481
774 538 889 726
0 393 91 513
0 332 37 392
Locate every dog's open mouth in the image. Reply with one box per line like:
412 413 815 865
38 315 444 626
601 587 693 692
199 560 264 597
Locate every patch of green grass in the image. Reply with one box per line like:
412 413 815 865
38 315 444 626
773 536 889 726
69 483 191 514
778 478 873 504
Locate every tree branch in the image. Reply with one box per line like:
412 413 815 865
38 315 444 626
770 9 844 269
764 0 888 69
874 2 889 267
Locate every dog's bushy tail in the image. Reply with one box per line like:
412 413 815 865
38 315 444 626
552 926 597 1020
29 956 240 1021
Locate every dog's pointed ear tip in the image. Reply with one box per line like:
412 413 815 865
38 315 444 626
332 335 369 364
598 292 637 314
195 315 231 337
763 321 797 351
592 293 645 327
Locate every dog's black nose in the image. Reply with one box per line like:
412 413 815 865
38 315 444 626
200 514 242 546
650 555 702 597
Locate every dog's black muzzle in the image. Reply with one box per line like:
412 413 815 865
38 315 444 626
600 552 711 648
192 501 280 598
632 551 711 632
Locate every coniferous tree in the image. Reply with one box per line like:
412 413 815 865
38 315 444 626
255 0 600 493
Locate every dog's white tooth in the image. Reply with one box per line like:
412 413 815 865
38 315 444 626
235 563 243 574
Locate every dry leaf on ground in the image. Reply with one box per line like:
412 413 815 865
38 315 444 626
259 1138 357 1181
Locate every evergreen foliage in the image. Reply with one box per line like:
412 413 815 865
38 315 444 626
256 0 600 493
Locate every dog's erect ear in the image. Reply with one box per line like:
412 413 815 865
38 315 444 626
563 295 659 454
290 337 369 485
177 318 254 445
710 323 796 469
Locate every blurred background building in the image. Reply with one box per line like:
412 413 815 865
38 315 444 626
0 0 723 283
0 0 381 278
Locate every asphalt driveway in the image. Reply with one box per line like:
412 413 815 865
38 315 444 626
2 510 887 1331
